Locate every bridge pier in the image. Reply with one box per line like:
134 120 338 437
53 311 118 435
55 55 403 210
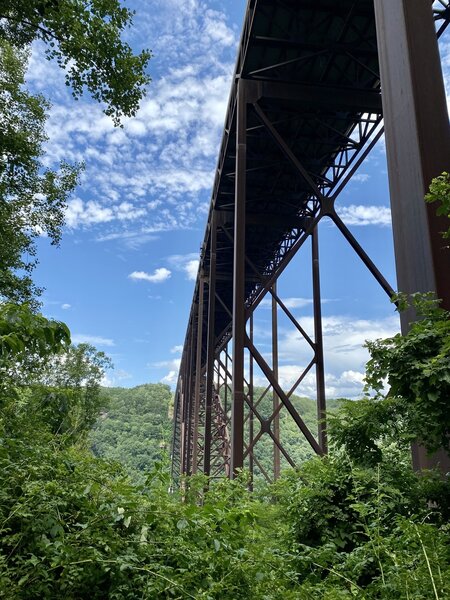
375 0 450 472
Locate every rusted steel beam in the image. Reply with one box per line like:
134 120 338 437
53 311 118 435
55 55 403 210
375 0 450 318
375 0 450 472
204 215 217 477
249 313 254 487
192 276 204 474
272 283 281 480
246 335 323 456
231 78 248 477
248 79 382 113
312 227 327 452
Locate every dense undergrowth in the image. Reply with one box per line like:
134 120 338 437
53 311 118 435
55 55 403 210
1 168 449 597
1 423 450 598
1 297 449 598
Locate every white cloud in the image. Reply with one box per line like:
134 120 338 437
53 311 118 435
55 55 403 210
251 313 399 398
153 357 182 385
95 230 158 249
184 259 199 281
259 297 314 310
337 205 392 227
129 268 172 284
65 198 147 229
72 334 115 347
61 303 71 310
161 370 179 385
352 173 370 183
171 345 184 354
168 253 200 280
254 366 367 399
25 2 238 240
101 369 132 387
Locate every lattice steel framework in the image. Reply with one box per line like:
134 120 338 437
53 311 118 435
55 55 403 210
171 0 450 485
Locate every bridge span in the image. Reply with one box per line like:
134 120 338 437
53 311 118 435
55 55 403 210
171 0 450 484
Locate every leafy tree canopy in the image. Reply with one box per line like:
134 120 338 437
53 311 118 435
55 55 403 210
0 39 81 303
90 384 173 481
35 343 113 438
0 0 151 303
0 0 151 124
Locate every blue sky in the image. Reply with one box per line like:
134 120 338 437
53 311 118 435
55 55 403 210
28 1 450 397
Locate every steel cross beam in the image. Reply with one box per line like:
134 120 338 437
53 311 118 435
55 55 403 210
171 0 450 486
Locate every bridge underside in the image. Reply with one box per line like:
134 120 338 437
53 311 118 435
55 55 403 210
171 0 450 484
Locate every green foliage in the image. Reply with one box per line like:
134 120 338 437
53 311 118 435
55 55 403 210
1 174 449 597
0 0 150 303
329 173 450 465
2 431 449 599
90 384 172 480
0 302 70 363
33 343 113 439
0 301 111 448
0 0 151 125
273 452 450 599
0 39 81 303
425 171 450 240
330 293 450 463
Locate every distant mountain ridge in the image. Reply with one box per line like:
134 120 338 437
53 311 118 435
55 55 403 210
90 383 173 480
91 383 344 479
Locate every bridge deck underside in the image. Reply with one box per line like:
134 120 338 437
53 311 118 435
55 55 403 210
171 0 450 482
208 0 381 349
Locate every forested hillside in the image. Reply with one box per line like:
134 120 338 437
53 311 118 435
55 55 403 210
89 383 342 480
90 384 172 480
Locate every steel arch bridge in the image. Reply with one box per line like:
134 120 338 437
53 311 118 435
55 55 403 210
171 0 450 485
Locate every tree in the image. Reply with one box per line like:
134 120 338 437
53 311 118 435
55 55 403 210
90 384 173 480
36 343 113 438
0 39 80 303
426 171 450 241
0 301 70 386
0 0 151 124
0 0 150 303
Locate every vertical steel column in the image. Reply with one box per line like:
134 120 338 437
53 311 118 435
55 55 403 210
272 283 281 479
249 312 254 487
231 78 247 477
192 276 204 474
179 374 186 475
375 0 450 472
184 330 194 475
204 215 217 476
312 227 327 452
374 0 450 319
224 348 229 418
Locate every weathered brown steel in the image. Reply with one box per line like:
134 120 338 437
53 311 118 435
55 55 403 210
249 312 254 487
204 215 217 476
191 276 204 474
272 283 281 480
171 0 450 485
375 0 450 317
312 227 327 452
374 0 450 472
231 79 248 477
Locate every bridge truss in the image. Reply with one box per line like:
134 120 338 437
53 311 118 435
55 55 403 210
171 0 450 485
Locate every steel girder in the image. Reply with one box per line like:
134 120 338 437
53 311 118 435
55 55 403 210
171 0 450 486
